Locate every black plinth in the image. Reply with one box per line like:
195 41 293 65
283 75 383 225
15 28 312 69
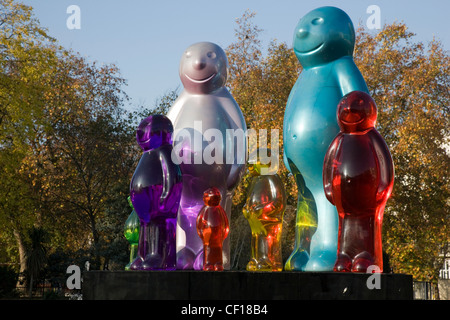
82 270 413 300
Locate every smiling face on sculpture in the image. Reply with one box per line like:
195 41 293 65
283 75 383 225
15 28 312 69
179 42 228 94
293 6 355 68
337 91 377 133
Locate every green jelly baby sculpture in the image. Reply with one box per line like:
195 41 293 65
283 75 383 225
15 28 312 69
124 196 140 270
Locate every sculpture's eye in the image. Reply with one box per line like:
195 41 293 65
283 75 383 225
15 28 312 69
185 51 192 58
311 17 324 25
207 51 216 59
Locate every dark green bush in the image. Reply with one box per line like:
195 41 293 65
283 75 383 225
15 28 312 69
0 265 18 298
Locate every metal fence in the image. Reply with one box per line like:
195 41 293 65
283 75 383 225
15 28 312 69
413 281 437 300
440 259 450 280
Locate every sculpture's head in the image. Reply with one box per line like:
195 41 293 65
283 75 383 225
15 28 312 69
293 6 355 68
203 187 222 207
337 91 377 133
136 114 174 151
248 148 278 176
179 42 228 94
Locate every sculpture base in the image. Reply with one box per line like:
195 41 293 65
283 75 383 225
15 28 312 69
82 270 413 300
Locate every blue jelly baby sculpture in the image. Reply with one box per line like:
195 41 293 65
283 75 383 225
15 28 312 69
167 42 247 270
323 91 394 272
283 6 369 271
129 115 183 270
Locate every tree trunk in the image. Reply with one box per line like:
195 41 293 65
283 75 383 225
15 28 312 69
89 212 101 269
28 275 33 298
13 229 27 273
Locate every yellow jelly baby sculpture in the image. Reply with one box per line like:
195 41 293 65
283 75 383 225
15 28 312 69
242 148 287 271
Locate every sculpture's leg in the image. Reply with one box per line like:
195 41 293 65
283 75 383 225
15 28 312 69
246 233 258 271
373 205 386 272
267 222 283 271
304 188 338 271
256 234 272 271
165 217 177 270
143 220 162 270
143 217 177 270
284 185 317 271
349 214 375 273
125 243 138 271
334 213 375 273
220 191 233 270
177 205 203 270
334 213 352 272
130 222 148 270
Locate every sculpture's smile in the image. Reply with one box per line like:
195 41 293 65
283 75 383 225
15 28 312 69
340 118 364 126
295 42 324 54
185 73 216 83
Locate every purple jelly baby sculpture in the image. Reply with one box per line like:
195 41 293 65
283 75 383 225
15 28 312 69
130 114 183 270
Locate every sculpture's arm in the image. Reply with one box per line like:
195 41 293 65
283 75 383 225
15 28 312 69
159 147 182 212
323 135 341 205
334 57 369 96
369 130 395 201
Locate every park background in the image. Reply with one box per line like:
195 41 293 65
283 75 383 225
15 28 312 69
0 0 449 299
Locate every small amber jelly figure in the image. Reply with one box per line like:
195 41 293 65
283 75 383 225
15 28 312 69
196 187 229 271
243 149 286 271
323 91 394 273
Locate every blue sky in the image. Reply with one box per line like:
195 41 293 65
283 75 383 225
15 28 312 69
22 0 450 112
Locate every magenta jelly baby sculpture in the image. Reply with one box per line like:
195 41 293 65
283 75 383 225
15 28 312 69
130 115 183 270
196 187 229 271
323 91 394 273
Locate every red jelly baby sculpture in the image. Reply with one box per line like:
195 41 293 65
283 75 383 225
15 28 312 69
196 187 230 271
323 91 394 273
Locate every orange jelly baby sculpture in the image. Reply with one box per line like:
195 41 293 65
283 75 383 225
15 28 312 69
196 187 230 271
323 91 394 273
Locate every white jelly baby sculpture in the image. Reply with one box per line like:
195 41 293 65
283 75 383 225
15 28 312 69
167 42 247 270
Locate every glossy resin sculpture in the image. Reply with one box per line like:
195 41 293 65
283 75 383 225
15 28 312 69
323 91 394 273
243 149 286 271
283 6 369 271
129 115 182 270
167 42 246 270
124 196 140 270
196 187 230 271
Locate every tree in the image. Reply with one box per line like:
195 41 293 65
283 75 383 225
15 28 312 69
0 0 60 273
25 227 48 298
0 0 133 271
43 54 131 269
354 23 450 288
